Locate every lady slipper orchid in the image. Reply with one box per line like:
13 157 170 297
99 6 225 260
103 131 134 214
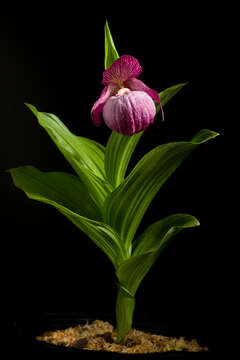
91 55 164 135
8 21 219 348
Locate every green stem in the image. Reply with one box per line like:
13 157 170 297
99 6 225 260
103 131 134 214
115 283 135 343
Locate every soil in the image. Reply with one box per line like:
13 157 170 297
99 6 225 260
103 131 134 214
36 319 208 354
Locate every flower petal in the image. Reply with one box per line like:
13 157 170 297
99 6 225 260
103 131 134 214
91 84 116 126
102 55 142 86
124 78 164 121
102 91 156 136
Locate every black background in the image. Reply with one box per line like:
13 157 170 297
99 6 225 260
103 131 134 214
1 3 229 356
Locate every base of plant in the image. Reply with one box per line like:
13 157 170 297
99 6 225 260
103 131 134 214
36 319 208 354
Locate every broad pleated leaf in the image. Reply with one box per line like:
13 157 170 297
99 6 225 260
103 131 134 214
105 132 142 188
60 207 126 269
25 103 106 179
25 103 112 211
104 129 219 250
104 83 188 189
75 164 112 211
8 166 125 268
156 82 188 113
132 214 200 256
8 166 101 220
104 20 119 70
116 214 199 296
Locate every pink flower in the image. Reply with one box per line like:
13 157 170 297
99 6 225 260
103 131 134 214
91 55 164 136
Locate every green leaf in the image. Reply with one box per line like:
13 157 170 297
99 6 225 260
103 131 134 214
156 82 188 113
25 103 106 179
105 132 143 188
104 83 189 189
116 214 199 296
76 165 112 211
8 166 126 268
115 285 135 343
60 207 126 269
104 129 219 252
132 214 200 256
25 103 112 211
104 20 119 70
8 166 101 220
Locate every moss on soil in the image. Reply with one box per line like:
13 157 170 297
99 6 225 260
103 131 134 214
36 319 208 354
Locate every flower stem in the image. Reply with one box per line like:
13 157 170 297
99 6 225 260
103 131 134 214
115 283 135 343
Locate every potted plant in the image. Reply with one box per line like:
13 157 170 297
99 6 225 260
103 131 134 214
8 21 218 356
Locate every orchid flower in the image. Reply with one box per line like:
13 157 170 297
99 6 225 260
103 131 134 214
91 55 164 135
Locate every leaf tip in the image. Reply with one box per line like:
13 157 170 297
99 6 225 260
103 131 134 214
181 81 189 87
177 81 189 88
176 214 200 228
5 167 17 185
180 215 200 228
195 219 200 226
104 19 110 37
5 166 18 175
24 103 38 117
191 129 220 144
